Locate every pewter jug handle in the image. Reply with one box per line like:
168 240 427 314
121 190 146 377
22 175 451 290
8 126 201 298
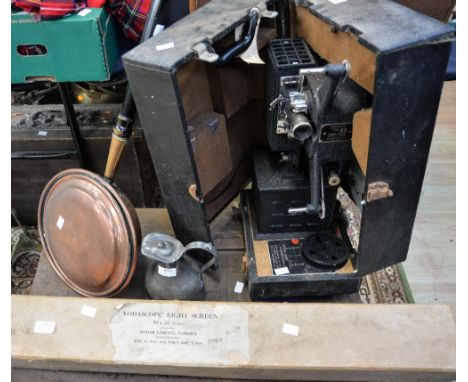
183 242 218 277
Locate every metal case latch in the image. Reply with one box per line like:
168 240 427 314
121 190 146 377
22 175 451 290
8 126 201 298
192 42 219 63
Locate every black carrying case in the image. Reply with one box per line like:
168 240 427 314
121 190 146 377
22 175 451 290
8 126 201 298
122 0 454 281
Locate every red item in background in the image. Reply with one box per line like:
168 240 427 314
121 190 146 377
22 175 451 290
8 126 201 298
87 0 105 6
15 0 86 19
106 0 151 41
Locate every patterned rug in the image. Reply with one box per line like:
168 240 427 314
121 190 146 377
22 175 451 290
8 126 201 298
11 227 42 295
338 187 414 304
360 264 413 303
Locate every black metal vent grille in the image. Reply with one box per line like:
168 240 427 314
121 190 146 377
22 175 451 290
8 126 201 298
269 38 316 67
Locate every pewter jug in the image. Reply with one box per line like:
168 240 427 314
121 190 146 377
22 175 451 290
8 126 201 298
141 232 218 300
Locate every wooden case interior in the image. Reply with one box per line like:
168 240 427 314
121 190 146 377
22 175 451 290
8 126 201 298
175 5 376 276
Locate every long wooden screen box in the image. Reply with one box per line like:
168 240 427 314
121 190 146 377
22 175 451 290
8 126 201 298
12 295 456 381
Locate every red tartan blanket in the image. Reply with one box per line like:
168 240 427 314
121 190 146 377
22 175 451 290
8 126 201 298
106 0 151 41
14 0 151 41
14 0 88 19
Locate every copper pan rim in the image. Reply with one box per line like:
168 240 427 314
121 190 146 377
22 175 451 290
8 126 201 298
38 168 141 297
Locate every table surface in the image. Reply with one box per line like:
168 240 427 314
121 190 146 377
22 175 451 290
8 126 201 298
403 81 455 312
25 81 456 382
31 207 360 303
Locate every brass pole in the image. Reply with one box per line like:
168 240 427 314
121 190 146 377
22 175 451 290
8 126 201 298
103 0 163 181
104 114 132 180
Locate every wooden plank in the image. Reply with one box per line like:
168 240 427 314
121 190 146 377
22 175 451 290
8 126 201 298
295 5 376 94
12 295 455 381
352 109 373 175
11 368 276 382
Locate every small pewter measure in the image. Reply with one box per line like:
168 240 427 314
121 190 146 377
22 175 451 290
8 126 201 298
141 233 218 300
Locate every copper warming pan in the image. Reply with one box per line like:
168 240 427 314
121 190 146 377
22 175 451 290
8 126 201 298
38 169 140 296
37 0 164 296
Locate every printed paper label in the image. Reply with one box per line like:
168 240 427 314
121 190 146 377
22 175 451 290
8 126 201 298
282 322 299 336
274 267 290 276
81 305 97 318
156 42 174 51
56 215 65 230
153 24 165 36
34 321 56 334
78 8 92 16
110 303 250 365
158 265 177 278
234 281 244 294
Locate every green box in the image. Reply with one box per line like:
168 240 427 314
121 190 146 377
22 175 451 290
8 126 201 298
11 8 119 84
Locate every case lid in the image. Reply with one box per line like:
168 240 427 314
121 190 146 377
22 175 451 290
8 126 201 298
296 0 454 54
38 169 141 297
124 0 454 73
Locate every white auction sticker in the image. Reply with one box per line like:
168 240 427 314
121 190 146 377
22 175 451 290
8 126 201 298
274 267 290 276
158 265 177 278
34 320 56 334
37 131 48 136
234 281 244 294
80 305 97 318
153 24 165 36
78 8 92 16
156 42 174 51
110 303 250 365
56 215 65 230
282 322 299 336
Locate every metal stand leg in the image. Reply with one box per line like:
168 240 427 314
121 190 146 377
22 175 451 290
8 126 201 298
57 82 87 169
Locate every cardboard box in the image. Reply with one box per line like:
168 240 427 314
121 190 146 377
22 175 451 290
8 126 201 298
11 8 119 83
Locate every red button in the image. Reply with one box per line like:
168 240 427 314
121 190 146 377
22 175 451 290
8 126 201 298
291 239 300 245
